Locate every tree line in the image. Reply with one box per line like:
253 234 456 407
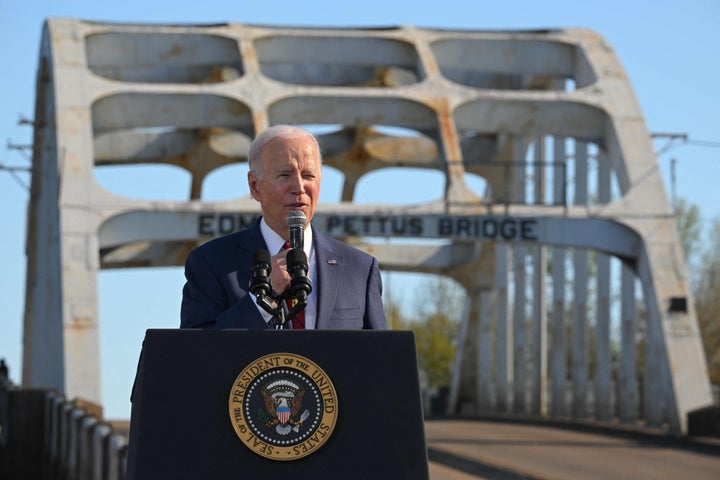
676 198 720 384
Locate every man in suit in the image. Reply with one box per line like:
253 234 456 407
180 125 386 330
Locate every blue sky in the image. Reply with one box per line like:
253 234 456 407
1 0 718 419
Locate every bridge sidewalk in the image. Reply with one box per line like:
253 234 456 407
425 419 720 480
111 418 720 478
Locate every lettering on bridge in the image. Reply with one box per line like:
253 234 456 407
196 213 539 242
324 215 538 241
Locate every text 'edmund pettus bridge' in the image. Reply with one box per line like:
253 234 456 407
198 213 540 242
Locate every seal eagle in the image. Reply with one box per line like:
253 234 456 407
261 385 306 427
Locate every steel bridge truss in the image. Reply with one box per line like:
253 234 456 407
25 19 712 434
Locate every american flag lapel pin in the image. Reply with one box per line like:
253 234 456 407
327 259 337 265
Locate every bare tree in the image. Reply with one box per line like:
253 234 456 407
694 218 720 383
675 198 720 383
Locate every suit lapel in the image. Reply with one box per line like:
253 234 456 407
235 218 268 283
313 231 344 328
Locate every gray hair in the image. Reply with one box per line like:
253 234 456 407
248 125 322 179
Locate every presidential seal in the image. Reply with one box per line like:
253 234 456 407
228 353 338 461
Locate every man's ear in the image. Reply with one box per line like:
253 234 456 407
248 172 260 201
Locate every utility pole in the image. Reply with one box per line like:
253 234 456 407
671 157 677 213
651 132 688 215
1 115 34 191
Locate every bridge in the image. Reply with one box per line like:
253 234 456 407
2 384 719 478
425 419 720 479
3 16 718 478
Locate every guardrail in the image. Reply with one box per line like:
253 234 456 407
0 379 127 479
0 375 10 450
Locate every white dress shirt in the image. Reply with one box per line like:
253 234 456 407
255 217 317 329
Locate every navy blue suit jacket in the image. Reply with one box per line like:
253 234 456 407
180 218 386 330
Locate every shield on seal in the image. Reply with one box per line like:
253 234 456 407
277 403 291 425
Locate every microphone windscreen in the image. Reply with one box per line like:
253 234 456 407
286 248 308 270
252 249 271 267
286 210 307 228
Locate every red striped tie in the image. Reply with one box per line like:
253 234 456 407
282 242 305 330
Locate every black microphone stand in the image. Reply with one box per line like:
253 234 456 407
250 242 310 330
253 290 286 329
254 288 307 329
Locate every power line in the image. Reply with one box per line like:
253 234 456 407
7 140 32 161
0 162 30 191
651 132 688 157
651 132 720 155
687 139 720 148
3 117 32 190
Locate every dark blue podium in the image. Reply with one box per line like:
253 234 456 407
126 329 429 479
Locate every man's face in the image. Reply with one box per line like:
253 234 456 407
248 135 322 238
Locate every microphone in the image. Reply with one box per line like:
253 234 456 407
286 248 312 303
286 210 307 251
249 249 272 298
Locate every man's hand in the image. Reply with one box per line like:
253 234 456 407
269 249 291 293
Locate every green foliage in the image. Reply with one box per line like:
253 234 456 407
412 312 459 388
385 276 463 388
676 199 720 383
675 198 702 273
385 298 405 330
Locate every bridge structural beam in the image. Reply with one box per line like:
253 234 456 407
24 19 712 435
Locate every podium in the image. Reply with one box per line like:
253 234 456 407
126 329 429 479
